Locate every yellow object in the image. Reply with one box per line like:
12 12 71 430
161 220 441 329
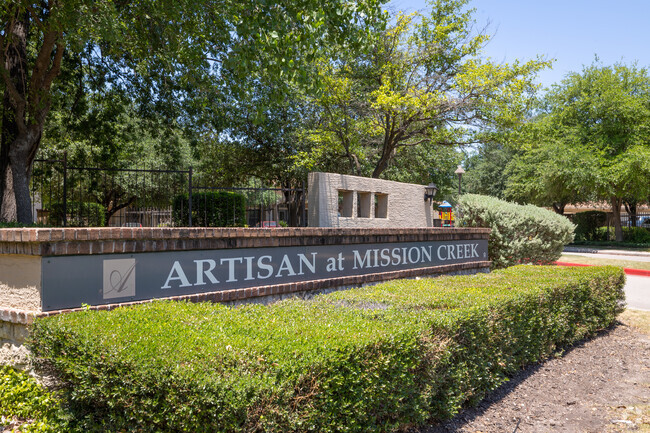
440 212 454 221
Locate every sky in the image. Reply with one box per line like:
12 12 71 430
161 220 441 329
387 0 650 90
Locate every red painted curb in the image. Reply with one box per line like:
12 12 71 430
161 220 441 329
625 268 650 277
555 261 650 277
555 262 590 268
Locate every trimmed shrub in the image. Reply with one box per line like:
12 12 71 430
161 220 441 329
0 366 64 432
457 194 575 269
573 211 607 241
173 191 246 227
590 226 650 245
30 266 624 433
623 226 650 244
0 222 43 228
49 201 106 227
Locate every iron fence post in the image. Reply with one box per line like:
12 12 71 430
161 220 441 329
62 151 68 227
188 166 193 227
302 181 307 227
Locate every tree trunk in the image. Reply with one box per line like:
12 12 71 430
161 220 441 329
1 7 64 223
9 147 33 223
1 94 13 220
624 201 637 227
0 9 29 222
611 197 624 242
0 166 16 221
372 143 394 179
283 182 303 227
552 202 565 215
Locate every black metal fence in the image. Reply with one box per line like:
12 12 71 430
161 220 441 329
620 212 650 228
30 157 307 227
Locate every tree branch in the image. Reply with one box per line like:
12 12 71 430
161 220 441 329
395 138 430 147
29 29 58 99
43 40 65 90
23 3 46 32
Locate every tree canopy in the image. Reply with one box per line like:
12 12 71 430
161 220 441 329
292 1 549 181
1 0 387 223
2 0 570 227
489 62 650 241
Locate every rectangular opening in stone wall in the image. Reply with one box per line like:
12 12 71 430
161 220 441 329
338 190 353 217
357 191 371 218
375 193 388 218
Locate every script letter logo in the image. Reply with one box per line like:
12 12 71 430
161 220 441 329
103 259 136 299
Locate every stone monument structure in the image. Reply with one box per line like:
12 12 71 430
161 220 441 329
308 172 434 228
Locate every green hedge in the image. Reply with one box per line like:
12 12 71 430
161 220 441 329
622 226 650 244
0 366 64 432
29 266 624 432
587 226 650 244
573 211 607 241
49 201 106 227
457 194 575 269
0 222 43 228
173 191 246 227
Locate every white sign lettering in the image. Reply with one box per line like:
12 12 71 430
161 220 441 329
159 242 485 290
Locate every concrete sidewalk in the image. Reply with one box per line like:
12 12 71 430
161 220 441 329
562 252 650 264
564 246 650 259
561 246 649 310
625 276 650 311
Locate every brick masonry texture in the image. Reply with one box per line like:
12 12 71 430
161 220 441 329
0 227 490 256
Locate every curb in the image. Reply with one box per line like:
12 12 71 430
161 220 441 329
555 261 650 277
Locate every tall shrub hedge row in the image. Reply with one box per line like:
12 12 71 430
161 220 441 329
29 266 624 433
172 191 246 227
583 226 650 244
573 210 607 241
457 194 575 269
49 201 106 227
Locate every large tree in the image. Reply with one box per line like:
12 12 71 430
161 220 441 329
463 141 514 200
39 79 194 225
503 139 597 215
538 62 650 240
296 0 549 180
192 82 312 226
0 0 387 223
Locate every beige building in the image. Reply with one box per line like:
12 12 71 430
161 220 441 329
308 172 435 228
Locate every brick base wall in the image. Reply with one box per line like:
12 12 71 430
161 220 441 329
0 313 30 369
0 226 490 367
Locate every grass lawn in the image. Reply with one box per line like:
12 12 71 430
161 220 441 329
620 309 650 334
559 254 650 271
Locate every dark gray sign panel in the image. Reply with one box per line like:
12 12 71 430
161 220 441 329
41 240 488 311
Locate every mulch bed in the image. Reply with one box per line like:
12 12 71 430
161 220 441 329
417 319 650 433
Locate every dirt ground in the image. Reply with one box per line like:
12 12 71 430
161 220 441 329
418 310 650 433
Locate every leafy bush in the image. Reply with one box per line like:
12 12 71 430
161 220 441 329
623 226 650 244
588 226 650 245
49 201 106 227
573 211 607 241
30 266 624 432
0 222 43 228
457 194 575 269
0 366 64 432
173 191 246 227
